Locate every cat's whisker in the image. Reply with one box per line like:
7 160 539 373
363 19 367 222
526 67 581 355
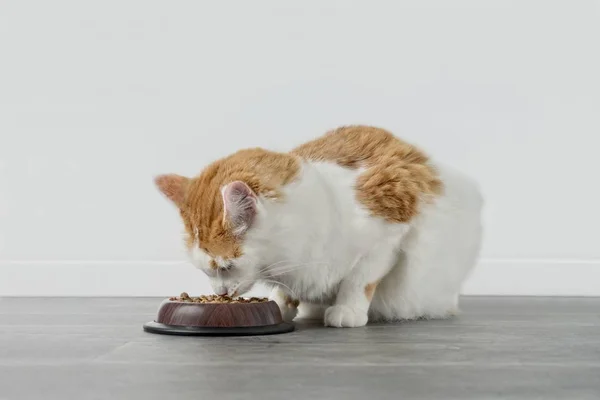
260 263 299 273
261 262 329 277
261 260 328 273
260 264 306 278
263 268 322 280
258 260 296 273
230 270 300 298
262 267 308 278
260 279 298 298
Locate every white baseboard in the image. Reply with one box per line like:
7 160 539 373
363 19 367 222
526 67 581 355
461 259 600 296
1 259 599 297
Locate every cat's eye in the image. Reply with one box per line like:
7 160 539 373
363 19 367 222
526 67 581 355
223 261 234 270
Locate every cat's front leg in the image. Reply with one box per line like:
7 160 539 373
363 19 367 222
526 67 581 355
325 247 398 328
324 280 373 328
269 287 299 322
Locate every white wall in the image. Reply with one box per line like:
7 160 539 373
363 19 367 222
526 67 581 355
1 1 599 296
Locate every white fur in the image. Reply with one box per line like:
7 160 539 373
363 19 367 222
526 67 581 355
369 165 483 321
192 161 483 327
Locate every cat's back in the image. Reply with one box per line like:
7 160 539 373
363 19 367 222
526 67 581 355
291 125 428 168
291 126 442 224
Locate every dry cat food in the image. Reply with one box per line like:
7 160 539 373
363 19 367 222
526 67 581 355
169 292 269 304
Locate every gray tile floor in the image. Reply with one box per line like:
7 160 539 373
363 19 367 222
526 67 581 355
0 297 598 400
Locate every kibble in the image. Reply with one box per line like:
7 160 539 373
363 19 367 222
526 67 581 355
169 292 269 304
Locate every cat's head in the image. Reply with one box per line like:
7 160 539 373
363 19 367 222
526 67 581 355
154 149 298 296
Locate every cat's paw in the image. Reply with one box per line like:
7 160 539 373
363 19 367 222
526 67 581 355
280 302 298 322
324 305 368 328
270 295 298 322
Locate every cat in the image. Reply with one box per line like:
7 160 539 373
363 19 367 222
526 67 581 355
155 126 483 327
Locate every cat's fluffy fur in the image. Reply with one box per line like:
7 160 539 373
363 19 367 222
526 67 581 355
155 126 483 327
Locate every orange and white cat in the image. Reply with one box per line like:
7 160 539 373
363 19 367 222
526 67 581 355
155 126 483 327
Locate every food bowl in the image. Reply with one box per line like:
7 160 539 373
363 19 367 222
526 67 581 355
143 293 294 336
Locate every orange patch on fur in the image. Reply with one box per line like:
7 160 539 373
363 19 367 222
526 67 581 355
178 149 300 258
292 126 442 223
364 281 379 301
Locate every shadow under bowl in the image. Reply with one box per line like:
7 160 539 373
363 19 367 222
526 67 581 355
143 299 294 336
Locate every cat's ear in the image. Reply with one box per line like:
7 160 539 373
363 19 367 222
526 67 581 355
154 174 190 207
221 181 257 235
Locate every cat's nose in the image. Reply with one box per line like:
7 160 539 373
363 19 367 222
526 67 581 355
214 286 228 296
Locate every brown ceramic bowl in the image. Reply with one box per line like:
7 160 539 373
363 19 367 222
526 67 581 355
143 297 294 336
